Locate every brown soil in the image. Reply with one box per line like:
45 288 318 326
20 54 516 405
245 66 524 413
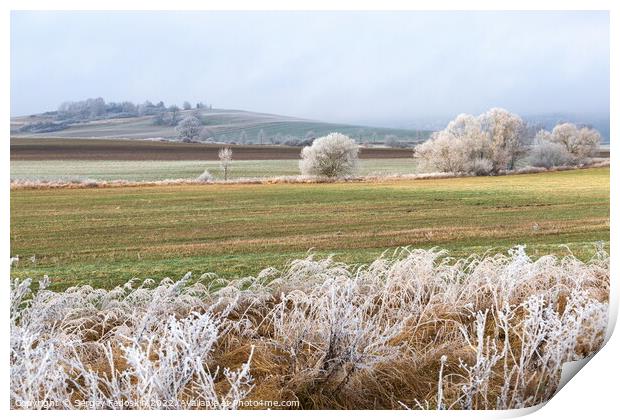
10 137 415 161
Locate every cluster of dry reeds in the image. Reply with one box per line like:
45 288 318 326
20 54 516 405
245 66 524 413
11 246 609 409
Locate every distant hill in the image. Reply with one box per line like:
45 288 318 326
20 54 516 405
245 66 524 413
10 108 431 144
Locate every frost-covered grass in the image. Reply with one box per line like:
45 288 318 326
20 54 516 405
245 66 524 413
10 159 420 182
10 247 609 410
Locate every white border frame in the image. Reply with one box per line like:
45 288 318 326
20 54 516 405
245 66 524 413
2 2 616 418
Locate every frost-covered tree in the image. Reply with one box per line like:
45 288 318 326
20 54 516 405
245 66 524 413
183 101 192 110
415 114 493 175
219 147 233 180
299 133 359 178
415 109 526 175
527 139 573 168
478 108 526 170
238 130 249 144
546 123 601 161
176 116 202 142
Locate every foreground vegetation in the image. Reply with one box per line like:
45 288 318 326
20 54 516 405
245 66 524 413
10 247 609 409
10 168 609 290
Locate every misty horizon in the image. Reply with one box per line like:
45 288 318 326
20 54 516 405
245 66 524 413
11 11 609 127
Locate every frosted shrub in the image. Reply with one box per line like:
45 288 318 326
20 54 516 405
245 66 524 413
196 169 214 182
299 133 359 178
10 246 609 410
533 123 601 164
528 139 574 168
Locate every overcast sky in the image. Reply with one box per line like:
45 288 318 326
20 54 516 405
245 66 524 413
11 11 609 125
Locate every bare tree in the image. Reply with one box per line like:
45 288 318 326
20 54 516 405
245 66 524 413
219 147 233 180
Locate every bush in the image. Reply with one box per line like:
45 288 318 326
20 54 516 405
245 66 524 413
196 169 214 182
535 123 601 164
527 140 574 168
299 133 359 178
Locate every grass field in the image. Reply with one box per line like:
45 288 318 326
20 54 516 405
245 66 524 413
10 167 609 290
10 158 419 181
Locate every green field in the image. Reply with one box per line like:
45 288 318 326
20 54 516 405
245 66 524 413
10 158 419 181
10 168 609 290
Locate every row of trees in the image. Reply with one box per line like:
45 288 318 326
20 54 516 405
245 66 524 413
299 117 601 179
414 108 601 175
177 122 320 145
177 122 416 147
56 98 212 122
199 119 601 181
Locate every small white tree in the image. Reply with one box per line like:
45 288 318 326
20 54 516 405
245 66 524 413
299 133 359 178
176 116 202 142
219 147 233 180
